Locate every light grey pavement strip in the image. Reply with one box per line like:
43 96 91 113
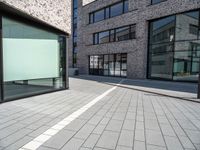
0 76 200 150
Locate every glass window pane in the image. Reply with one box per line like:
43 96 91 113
124 0 129 13
94 9 105 22
94 33 98 44
149 52 173 79
116 26 130 41
104 55 109 70
110 2 123 17
90 13 94 24
152 0 166 4
73 0 77 9
98 55 104 75
115 54 121 76
99 31 110 44
175 11 199 41
150 43 174 54
130 25 136 39
110 30 115 42
150 16 175 44
2 17 66 100
105 8 110 19
73 8 77 18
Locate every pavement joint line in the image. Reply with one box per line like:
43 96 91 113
18 79 124 150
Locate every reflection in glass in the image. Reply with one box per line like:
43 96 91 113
110 2 123 17
150 16 175 44
116 26 130 41
89 54 127 77
94 9 104 22
149 10 200 81
175 11 199 41
149 52 173 79
99 31 110 44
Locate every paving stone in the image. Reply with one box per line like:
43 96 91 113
116 145 132 150
99 117 110 125
135 129 145 141
106 120 123 132
146 130 165 147
126 112 136 120
147 145 167 150
178 136 196 149
80 147 92 150
145 119 160 131
37 146 56 150
4 136 33 150
61 138 84 150
83 134 100 149
64 119 87 131
88 116 103 125
185 130 200 144
28 126 50 137
122 119 135 131
74 124 95 139
112 113 126 121
43 130 76 149
164 136 184 150
136 121 144 130
93 124 106 135
0 123 26 139
160 124 176 137
0 128 32 147
93 147 108 150
134 141 146 150
118 130 134 147
96 131 119 149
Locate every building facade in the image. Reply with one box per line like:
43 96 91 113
76 0 200 82
0 0 71 102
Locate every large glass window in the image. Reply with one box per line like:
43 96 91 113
89 0 129 24
2 17 66 100
148 10 200 82
89 53 127 77
93 24 136 44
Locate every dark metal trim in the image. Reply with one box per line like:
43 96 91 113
1 88 68 104
0 13 3 103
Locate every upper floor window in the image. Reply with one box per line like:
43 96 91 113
89 0 129 24
93 24 136 45
151 0 166 5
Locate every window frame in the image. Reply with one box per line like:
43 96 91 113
147 9 200 82
89 0 129 24
93 24 136 45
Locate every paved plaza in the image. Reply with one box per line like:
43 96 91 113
0 76 200 150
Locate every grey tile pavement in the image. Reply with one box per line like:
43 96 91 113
0 76 199 150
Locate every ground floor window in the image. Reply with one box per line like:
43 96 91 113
148 9 200 82
89 53 127 77
0 13 67 102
